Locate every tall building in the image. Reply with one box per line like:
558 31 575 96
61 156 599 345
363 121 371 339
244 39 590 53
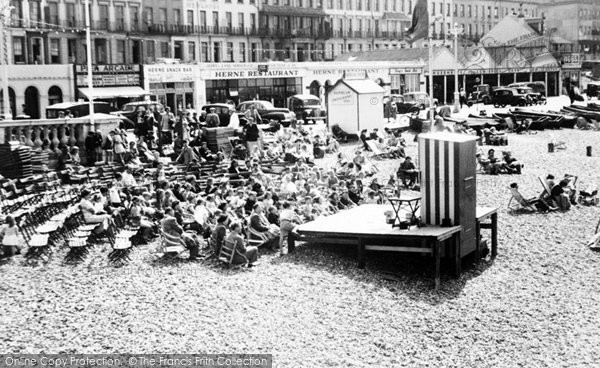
541 0 600 61
429 0 540 44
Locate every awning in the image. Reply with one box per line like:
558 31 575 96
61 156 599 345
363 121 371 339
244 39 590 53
551 35 572 45
261 5 325 17
78 86 149 99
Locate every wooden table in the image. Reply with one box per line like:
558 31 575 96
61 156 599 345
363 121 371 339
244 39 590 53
295 205 462 290
476 206 498 259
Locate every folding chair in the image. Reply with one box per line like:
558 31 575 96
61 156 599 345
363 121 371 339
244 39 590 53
247 226 270 248
218 238 246 269
538 176 558 208
366 140 391 160
508 187 549 213
159 230 187 257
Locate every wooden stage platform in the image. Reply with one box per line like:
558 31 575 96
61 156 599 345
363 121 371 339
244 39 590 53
294 204 498 290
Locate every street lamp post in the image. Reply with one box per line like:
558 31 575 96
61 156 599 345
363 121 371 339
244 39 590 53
0 1 13 119
85 0 95 128
450 23 463 113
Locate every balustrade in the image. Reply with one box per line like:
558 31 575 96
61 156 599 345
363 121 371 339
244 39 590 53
0 117 120 152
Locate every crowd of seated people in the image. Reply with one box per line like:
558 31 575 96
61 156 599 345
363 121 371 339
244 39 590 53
477 149 523 175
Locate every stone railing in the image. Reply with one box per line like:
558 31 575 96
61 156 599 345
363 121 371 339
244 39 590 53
0 117 120 149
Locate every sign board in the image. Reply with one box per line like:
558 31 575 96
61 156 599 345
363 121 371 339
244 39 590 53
330 89 353 105
390 67 422 74
208 68 304 80
562 53 581 68
75 64 141 87
145 65 195 83
258 64 269 73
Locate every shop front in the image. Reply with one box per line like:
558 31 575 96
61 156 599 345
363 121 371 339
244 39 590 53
560 53 582 93
75 64 147 109
201 64 305 107
143 64 198 113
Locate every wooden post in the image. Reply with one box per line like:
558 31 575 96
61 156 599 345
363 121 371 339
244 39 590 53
434 240 441 291
475 219 481 262
357 238 366 268
491 212 498 258
454 232 461 276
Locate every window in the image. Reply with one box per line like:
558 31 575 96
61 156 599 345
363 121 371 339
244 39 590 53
47 2 58 25
348 0 353 10
238 12 244 31
115 5 124 30
251 43 258 62
49 38 60 63
67 39 77 63
29 1 40 23
131 40 140 63
468 24 472 36
66 3 75 27
337 0 342 9
213 11 219 31
115 39 125 63
460 5 464 17
357 0 361 10
13 37 25 63
188 41 196 61
174 9 181 25
250 14 256 32
366 0 371 11
468 5 472 17
98 4 108 29
94 39 108 64
327 0 333 8
431 2 435 15
130 6 139 31
213 42 221 62
159 8 167 25
487 6 491 18
226 12 232 32
239 42 246 62
375 0 379 11
446 3 450 16
201 42 209 61
200 11 206 31
187 10 194 27
494 6 498 18
145 7 153 25
453 4 457 16
239 0 244 3
146 40 155 61
161 41 169 58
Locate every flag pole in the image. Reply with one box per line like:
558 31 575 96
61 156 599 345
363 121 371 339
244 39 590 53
85 0 95 129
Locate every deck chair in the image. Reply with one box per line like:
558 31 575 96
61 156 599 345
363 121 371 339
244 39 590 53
508 187 540 212
588 218 600 250
218 238 246 268
160 231 187 257
366 140 391 160
538 176 558 207
247 225 273 248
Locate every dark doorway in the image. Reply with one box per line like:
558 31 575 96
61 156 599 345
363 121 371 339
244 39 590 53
0 87 16 118
48 86 63 106
24 86 40 119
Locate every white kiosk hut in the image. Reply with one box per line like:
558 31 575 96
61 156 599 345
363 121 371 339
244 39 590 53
326 79 385 134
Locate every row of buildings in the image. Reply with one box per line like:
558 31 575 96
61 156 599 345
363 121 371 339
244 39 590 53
5 0 549 67
0 0 596 119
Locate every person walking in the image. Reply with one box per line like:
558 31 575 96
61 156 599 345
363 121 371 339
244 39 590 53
459 88 468 108
244 117 261 154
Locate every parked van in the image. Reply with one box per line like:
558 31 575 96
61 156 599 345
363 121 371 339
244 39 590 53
46 101 114 119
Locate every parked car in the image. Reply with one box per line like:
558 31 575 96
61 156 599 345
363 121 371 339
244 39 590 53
467 84 493 105
402 92 438 110
236 100 296 130
111 101 164 123
509 81 547 97
586 81 600 99
287 94 326 123
508 83 546 104
383 94 420 114
46 101 114 119
491 88 529 107
200 103 239 127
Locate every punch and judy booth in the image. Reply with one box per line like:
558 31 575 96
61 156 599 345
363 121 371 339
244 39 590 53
326 79 384 133
418 133 478 257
